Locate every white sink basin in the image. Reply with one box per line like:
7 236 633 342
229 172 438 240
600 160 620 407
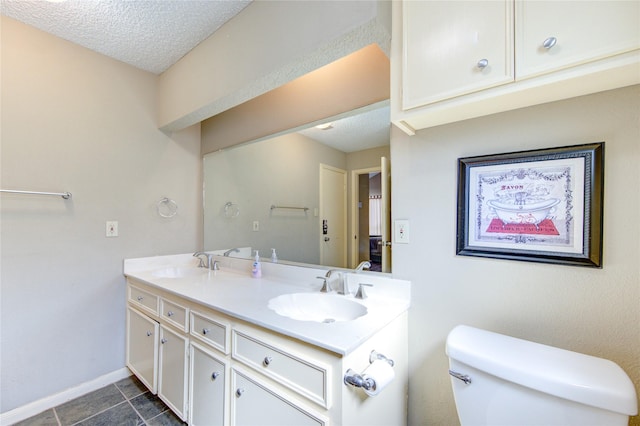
151 267 208 278
268 293 367 323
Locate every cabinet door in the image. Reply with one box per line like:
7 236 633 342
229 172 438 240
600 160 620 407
189 343 227 426
158 325 189 421
403 0 514 109
231 369 326 426
126 307 158 393
516 0 640 78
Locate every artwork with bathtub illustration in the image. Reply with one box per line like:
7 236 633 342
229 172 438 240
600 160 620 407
467 156 586 254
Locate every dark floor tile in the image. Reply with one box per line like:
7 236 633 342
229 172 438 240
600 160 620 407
129 392 168 420
74 402 143 426
146 409 186 426
115 375 148 400
13 409 58 426
55 385 125 425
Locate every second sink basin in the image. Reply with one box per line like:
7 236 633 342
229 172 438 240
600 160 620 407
268 293 367 323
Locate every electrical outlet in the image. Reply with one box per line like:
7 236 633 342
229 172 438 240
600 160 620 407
394 219 409 244
106 221 118 237
253 221 259 231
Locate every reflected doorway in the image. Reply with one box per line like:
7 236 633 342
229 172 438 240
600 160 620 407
351 157 391 272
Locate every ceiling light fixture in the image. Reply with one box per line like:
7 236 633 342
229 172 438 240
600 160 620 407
315 123 333 130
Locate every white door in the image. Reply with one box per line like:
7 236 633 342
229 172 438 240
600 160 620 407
231 370 325 426
126 307 158 394
158 325 189 420
516 0 640 79
380 156 392 273
189 342 227 426
403 0 514 108
319 164 347 267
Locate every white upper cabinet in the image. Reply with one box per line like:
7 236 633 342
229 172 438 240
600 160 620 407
392 0 640 133
403 0 514 109
516 0 640 79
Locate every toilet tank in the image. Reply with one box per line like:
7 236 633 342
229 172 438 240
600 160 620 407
445 325 638 426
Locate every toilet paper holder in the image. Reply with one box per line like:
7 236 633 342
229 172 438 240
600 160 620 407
344 350 394 390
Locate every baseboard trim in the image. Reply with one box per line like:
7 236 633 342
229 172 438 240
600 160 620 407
1 368 131 425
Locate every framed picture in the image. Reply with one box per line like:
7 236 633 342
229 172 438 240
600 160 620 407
456 142 604 267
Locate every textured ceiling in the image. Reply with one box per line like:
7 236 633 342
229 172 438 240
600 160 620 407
0 0 252 74
1 0 390 150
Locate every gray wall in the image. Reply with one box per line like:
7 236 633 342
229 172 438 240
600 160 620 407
392 85 640 425
1 17 202 412
203 133 345 264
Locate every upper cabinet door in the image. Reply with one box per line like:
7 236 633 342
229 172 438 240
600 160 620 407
402 0 514 109
516 0 640 79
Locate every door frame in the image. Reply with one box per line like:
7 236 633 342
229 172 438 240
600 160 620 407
350 166 381 269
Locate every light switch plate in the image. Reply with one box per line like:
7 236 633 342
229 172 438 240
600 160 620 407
106 221 118 237
394 219 410 244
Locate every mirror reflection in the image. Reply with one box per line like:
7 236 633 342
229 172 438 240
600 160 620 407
203 103 391 272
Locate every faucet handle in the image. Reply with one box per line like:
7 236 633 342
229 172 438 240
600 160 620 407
193 251 209 268
355 283 373 299
316 276 330 293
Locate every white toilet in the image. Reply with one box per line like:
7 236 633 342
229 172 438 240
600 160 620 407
446 325 638 425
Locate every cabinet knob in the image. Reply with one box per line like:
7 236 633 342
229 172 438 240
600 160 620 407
236 388 245 397
137 296 143 301
146 331 152 337
167 311 174 317
161 338 168 344
542 36 557 49
263 356 273 367
476 58 489 69
211 372 220 380
202 328 210 335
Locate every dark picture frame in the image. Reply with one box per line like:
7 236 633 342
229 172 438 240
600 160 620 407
456 142 604 267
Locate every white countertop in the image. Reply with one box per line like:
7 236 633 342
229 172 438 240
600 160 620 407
124 254 411 355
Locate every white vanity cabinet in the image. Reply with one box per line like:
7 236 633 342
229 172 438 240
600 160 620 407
125 276 409 426
231 369 326 426
189 342 228 426
126 282 189 421
158 324 189 419
126 306 158 393
393 0 640 133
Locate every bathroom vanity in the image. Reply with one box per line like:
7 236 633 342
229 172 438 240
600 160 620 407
124 254 410 425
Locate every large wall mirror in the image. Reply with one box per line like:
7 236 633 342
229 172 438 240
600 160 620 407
203 102 392 272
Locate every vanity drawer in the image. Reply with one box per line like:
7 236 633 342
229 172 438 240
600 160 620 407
129 285 159 315
190 311 229 354
232 330 329 408
160 298 189 332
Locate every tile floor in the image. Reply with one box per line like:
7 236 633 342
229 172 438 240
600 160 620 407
14 376 185 426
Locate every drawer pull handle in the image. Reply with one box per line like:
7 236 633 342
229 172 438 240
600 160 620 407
476 58 489 69
202 328 210 335
161 338 168 344
167 311 174 317
137 296 143 301
146 331 152 337
211 372 220 380
236 388 245 397
263 356 273 367
542 36 557 49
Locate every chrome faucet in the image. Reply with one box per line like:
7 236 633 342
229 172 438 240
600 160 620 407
193 252 219 270
193 251 209 268
325 269 347 295
223 248 239 257
355 260 372 272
